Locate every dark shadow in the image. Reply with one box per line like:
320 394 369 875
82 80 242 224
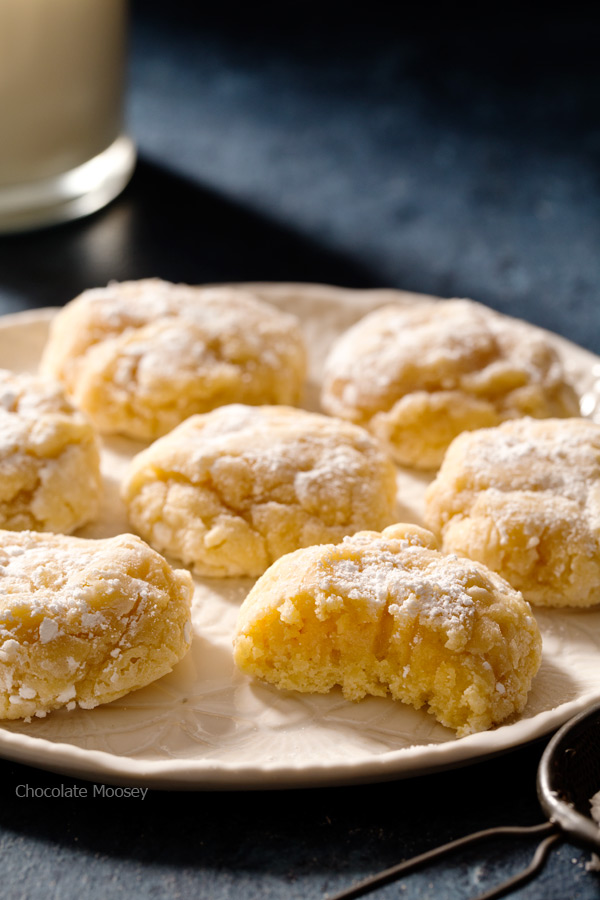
121 6 600 357
0 736 547 881
132 0 600 147
0 158 380 314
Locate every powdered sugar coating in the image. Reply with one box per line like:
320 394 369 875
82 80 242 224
40 279 307 440
321 298 579 469
0 369 101 533
0 530 193 720
122 404 398 577
425 417 600 607
234 523 542 736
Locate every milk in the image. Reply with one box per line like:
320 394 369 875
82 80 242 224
0 0 134 230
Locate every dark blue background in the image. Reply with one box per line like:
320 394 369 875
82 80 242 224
0 4 599 898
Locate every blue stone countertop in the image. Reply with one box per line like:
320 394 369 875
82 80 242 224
0 4 600 898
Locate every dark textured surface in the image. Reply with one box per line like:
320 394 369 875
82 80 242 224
1 4 600 898
2 6 600 353
3 738 596 900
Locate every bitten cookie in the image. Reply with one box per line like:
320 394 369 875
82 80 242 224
122 404 398 577
0 530 193 720
233 524 542 736
40 279 307 441
0 369 102 533
425 417 600 607
321 298 579 470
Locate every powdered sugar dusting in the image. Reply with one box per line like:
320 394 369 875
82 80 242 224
457 418 600 507
42 280 307 441
0 368 78 457
39 618 60 643
0 533 157 645
162 405 386 493
322 299 577 434
324 300 498 390
63 281 303 377
316 534 489 646
323 299 553 394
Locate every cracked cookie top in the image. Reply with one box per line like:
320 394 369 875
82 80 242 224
425 416 600 606
41 278 307 441
321 298 580 470
0 368 101 534
121 404 398 577
0 530 193 720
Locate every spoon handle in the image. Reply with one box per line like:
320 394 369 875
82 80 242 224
326 821 558 900
472 830 561 900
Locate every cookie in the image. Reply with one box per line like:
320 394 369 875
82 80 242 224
41 279 307 441
425 417 600 607
0 530 193 720
233 524 542 736
0 369 101 533
122 404 398 577
321 298 580 470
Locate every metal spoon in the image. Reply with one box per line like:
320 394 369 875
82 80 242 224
327 700 600 900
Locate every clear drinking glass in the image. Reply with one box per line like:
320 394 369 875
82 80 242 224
0 0 136 233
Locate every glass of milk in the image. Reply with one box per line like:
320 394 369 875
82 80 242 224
0 0 136 233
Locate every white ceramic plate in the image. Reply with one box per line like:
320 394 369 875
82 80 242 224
1 284 600 791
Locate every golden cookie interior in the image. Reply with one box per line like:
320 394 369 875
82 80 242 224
234 523 542 736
